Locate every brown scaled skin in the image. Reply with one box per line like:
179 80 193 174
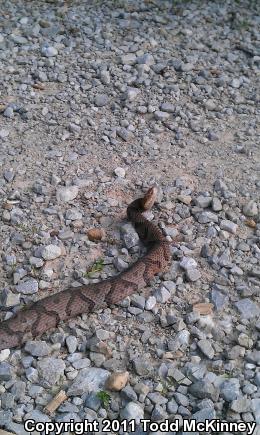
0 187 171 351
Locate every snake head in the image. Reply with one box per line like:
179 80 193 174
142 185 158 210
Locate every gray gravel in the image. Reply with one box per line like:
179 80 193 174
0 0 259 434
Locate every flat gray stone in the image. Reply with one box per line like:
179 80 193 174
154 286 171 303
65 208 82 220
1 289 20 307
131 294 146 310
124 87 139 101
0 362 12 381
197 211 218 223
72 358 91 370
17 279 38 294
160 102 175 113
197 339 215 359
195 195 212 208
24 409 51 423
235 298 260 319
25 367 38 383
145 296 156 310
66 335 78 354
133 357 153 376
56 186 79 202
246 350 260 365
121 53 136 65
12 34 28 44
41 244 62 260
251 398 260 424
211 288 229 310
220 219 238 234
85 392 102 411
121 385 138 402
0 349 10 362
37 357 65 387
122 224 139 248
120 402 144 424
249 267 260 279
151 404 168 420
154 111 170 121
193 407 216 422
147 392 168 405
186 268 201 282
94 94 109 107
29 256 44 268
243 200 258 217
3 169 15 181
6 422 28 435
220 378 240 402
212 197 222 211
117 127 134 142
0 129 9 138
67 367 109 396
180 257 198 270
137 53 154 65
41 45 58 57
189 380 219 401
231 397 252 413
174 392 189 406
167 398 178 414
24 341 51 357
11 381 26 400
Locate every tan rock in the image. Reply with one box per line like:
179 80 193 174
105 371 129 391
177 195 192 205
0 430 16 435
87 228 105 241
245 219 256 229
193 302 213 316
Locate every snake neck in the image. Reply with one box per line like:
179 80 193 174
127 198 168 245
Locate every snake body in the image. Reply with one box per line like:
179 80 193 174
0 187 171 351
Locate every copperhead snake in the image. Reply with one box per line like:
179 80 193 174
0 187 171 351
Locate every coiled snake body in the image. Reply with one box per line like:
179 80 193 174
0 187 171 351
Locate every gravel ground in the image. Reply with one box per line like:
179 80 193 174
0 0 259 434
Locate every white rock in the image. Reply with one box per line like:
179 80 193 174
180 257 198 270
230 78 241 88
243 200 258 217
39 280 50 289
0 349 10 362
114 167 126 178
121 53 136 65
56 186 79 202
0 129 10 138
41 267 54 279
41 46 58 57
125 87 139 101
145 296 157 311
41 245 62 260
